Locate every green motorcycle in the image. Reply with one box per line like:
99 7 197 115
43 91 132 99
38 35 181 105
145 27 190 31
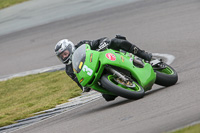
72 44 178 100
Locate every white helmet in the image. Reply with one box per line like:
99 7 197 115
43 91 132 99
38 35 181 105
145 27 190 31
55 39 75 65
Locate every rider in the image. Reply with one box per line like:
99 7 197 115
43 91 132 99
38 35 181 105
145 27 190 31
55 35 152 101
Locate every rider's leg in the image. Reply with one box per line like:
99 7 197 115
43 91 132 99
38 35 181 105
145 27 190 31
110 38 152 61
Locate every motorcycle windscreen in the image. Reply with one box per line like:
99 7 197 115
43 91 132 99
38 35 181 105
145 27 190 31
72 44 86 73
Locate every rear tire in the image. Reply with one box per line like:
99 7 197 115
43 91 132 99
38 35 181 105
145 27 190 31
154 63 178 86
101 74 145 100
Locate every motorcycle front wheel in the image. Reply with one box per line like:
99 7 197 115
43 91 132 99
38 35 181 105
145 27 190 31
101 74 144 100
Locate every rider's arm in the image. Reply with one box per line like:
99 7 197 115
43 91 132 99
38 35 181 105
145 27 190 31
90 37 109 50
65 65 83 90
76 40 91 48
76 37 110 50
85 35 131 52
77 36 137 55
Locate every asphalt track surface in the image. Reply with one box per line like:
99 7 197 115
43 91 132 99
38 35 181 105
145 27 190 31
1 0 200 133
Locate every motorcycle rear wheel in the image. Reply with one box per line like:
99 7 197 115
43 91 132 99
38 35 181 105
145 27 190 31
101 74 145 100
154 63 178 86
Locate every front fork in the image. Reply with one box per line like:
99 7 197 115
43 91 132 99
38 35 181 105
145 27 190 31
105 66 128 81
105 66 135 88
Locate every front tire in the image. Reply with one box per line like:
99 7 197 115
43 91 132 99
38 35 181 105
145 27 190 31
101 74 145 100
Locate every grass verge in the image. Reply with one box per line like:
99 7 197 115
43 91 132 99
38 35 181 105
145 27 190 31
0 0 29 10
170 124 200 133
0 71 81 127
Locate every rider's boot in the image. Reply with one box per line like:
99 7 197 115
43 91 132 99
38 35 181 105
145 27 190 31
102 94 117 102
134 48 152 61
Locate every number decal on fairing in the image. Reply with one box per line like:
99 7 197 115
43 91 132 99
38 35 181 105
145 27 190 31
82 65 93 76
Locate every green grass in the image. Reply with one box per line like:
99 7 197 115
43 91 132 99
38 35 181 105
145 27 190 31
0 71 81 127
169 124 200 133
0 0 29 10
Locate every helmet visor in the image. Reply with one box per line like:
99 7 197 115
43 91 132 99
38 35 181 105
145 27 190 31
58 49 71 63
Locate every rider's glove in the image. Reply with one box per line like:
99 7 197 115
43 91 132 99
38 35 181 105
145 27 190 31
98 38 110 51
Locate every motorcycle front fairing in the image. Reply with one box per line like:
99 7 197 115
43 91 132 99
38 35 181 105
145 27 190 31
72 44 113 94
